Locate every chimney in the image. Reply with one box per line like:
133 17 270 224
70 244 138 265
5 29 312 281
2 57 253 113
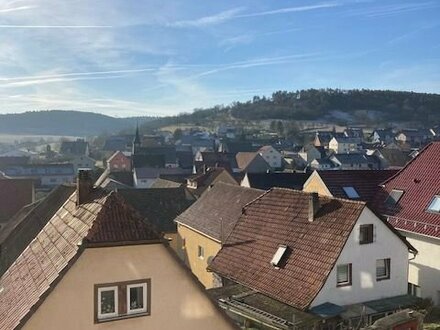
308 192 320 222
77 169 94 206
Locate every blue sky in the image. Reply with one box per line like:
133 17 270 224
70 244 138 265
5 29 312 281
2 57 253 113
0 0 439 117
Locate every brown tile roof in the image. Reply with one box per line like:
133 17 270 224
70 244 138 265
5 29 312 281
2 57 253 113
187 168 238 197
372 142 440 238
0 178 34 223
315 170 398 203
0 184 76 277
208 189 366 310
0 188 160 330
175 183 264 242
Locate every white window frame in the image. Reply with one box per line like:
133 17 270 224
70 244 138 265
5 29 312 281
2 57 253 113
427 196 440 213
97 286 118 320
127 283 148 315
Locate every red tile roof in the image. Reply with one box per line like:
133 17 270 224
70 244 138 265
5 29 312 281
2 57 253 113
208 189 366 310
372 142 440 238
0 188 160 330
315 170 398 203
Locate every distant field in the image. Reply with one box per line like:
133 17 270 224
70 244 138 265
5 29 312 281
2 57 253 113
0 134 80 143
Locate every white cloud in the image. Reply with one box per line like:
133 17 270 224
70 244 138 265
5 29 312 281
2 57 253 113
0 5 36 13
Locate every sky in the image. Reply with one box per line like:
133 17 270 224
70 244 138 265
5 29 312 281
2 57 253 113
0 0 439 117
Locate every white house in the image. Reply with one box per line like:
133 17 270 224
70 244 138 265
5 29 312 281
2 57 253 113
329 137 361 154
209 189 416 328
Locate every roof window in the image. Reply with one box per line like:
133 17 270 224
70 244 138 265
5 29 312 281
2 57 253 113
270 245 288 267
385 189 404 206
342 187 360 199
427 196 440 213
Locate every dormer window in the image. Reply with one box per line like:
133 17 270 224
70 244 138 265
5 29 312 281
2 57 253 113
270 245 288 267
343 187 360 199
427 196 440 213
385 189 404 206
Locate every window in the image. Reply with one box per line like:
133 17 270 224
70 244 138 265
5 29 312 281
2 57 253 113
385 189 404 206
127 283 147 314
198 245 204 259
376 258 390 280
359 224 374 244
408 283 421 297
336 263 352 287
427 196 440 213
343 186 360 199
97 286 118 320
95 279 150 323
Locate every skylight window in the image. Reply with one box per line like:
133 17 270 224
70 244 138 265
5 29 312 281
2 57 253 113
427 196 440 213
342 186 360 199
270 245 288 267
385 189 404 206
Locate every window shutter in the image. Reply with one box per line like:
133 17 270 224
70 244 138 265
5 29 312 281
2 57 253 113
373 224 377 242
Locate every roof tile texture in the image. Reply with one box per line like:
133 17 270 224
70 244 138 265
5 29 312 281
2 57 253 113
209 188 365 310
372 142 440 238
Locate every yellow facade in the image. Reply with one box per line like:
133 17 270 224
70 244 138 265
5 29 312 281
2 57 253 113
176 223 222 289
302 172 333 196
23 244 235 330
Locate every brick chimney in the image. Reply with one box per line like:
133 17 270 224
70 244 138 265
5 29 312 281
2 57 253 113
77 169 94 206
308 192 320 222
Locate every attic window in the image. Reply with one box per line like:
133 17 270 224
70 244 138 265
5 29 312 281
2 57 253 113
270 245 288 267
342 187 360 199
385 189 404 206
427 196 440 213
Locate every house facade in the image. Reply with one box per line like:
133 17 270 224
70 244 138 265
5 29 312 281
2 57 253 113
372 142 440 305
208 189 416 329
329 137 362 154
0 171 236 330
107 150 131 172
174 183 264 288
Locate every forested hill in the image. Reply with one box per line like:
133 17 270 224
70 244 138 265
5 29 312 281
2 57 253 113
0 110 153 136
144 89 440 129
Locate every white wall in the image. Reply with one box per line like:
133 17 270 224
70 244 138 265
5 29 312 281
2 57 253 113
404 232 440 305
311 207 409 307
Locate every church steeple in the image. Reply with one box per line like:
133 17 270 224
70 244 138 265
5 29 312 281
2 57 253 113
133 123 141 154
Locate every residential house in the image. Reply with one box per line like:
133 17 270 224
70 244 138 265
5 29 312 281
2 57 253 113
313 131 345 149
371 149 411 169
257 145 283 169
0 171 237 330
241 172 311 190
310 158 336 170
0 184 75 276
60 138 89 156
71 155 96 174
174 183 264 288
235 152 271 173
133 167 191 188
344 127 364 139
298 144 326 164
178 134 216 155
133 146 178 168
2 163 75 187
102 135 134 152
95 169 134 190
218 141 258 154
193 151 237 174
186 167 238 198
208 189 417 329
395 129 432 147
0 177 35 226
329 153 380 170
329 137 362 154
303 170 398 203
371 129 394 144
107 150 131 172
372 142 440 305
